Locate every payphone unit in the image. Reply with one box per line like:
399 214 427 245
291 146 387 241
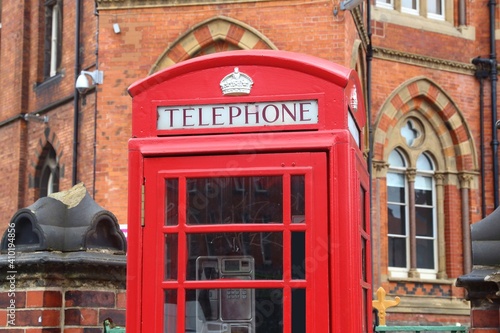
196 256 255 333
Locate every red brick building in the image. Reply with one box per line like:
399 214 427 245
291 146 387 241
1 0 499 330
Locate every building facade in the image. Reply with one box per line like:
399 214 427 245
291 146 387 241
1 0 498 329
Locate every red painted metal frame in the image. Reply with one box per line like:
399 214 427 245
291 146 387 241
142 153 328 332
127 50 371 333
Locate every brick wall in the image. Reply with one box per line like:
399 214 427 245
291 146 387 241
470 308 500 333
0 1 99 236
0 289 126 333
0 253 126 333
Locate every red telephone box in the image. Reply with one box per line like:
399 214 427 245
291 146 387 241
127 50 371 333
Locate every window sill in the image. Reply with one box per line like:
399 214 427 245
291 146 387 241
372 6 475 41
388 276 455 285
34 72 64 91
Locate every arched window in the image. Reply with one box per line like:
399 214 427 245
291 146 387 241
38 144 60 197
387 117 438 279
43 0 62 79
373 78 477 316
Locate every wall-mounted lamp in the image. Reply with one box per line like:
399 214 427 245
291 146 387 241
113 23 121 34
75 70 104 95
23 113 49 123
340 0 363 10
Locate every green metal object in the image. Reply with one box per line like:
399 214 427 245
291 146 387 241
103 318 126 333
375 325 468 333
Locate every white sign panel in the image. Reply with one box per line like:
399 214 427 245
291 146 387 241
157 100 318 130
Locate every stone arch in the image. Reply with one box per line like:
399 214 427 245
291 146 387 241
149 16 278 75
373 76 477 173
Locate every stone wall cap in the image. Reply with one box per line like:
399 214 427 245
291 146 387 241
0 183 126 253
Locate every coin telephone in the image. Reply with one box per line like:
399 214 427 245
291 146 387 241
195 256 255 333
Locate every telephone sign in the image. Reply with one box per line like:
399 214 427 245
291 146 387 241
156 99 318 130
127 50 371 333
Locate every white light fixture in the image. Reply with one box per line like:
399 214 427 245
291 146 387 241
113 23 121 34
23 113 49 123
340 0 363 10
75 70 104 95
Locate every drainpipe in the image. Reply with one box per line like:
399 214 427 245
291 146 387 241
472 57 489 217
366 0 375 288
93 3 100 199
459 0 466 26
73 0 82 186
489 0 498 209
366 0 373 191
472 0 498 211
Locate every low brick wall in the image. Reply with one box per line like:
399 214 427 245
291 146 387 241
0 252 126 333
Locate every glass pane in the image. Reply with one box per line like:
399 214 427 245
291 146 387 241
186 232 283 280
401 120 420 147
415 177 432 205
387 204 406 235
402 0 417 9
291 232 306 279
186 288 283 333
361 237 367 281
164 290 178 333
415 175 432 190
417 239 435 269
165 178 179 226
416 207 434 237
417 153 433 171
361 186 367 231
255 289 283 332
291 175 305 223
427 0 442 14
186 176 283 225
362 289 368 333
292 289 306 333
165 234 178 280
388 237 407 267
415 188 432 206
387 184 405 203
388 150 405 168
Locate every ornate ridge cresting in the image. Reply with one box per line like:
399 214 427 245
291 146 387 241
373 47 476 75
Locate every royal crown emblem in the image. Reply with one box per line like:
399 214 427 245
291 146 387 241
220 67 253 96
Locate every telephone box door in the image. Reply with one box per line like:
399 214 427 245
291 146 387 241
142 152 329 333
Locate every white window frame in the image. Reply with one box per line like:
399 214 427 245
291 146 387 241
376 0 448 22
43 0 61 79
376 0 395 10
427 0 445 20
387 150 438 280
401 0 419 15
414 166 438 279
49 3 59 77
387 151 411 278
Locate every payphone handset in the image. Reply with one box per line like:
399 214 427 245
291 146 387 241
195 256 255 333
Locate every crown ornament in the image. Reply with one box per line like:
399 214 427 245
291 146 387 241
220 67 253 96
